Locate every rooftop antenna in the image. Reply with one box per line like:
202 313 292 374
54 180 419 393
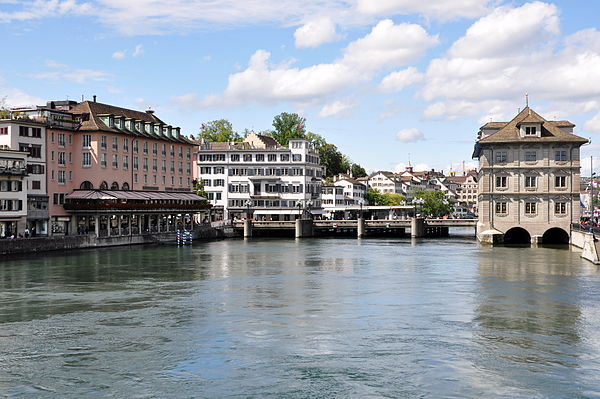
408 153 411 167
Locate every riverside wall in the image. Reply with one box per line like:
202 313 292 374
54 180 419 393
0 225 238 256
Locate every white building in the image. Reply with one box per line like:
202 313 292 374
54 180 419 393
0 147 28 238
0 117 49 234
195 133 324 221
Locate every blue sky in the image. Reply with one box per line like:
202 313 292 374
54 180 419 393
1 0 600 175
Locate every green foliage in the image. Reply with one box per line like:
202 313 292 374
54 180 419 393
199 119 242 142
365 188 404 206
193 179 208 203
269 112 306 146
350 163 367 178
414 189 453 217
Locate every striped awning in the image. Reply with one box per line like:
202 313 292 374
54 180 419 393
66 190 206 201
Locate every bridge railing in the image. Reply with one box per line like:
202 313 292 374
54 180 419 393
572 223 600 234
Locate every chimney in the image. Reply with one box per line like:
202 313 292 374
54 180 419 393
93 95 97 103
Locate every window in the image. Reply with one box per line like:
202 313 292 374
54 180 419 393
100 153 107 168
178 147 183 158
162 160 166 172
200 167 212 174
133 157 139 170
82 152 91 167
214 166 224 174
82 134 92 148
494 202 507 214
256 154 265 162
555 176 566 188
292 154 302 162
123 155 129 170
58 133 66 147
32 180 41 189
280 154 290 162
495 176 507 188
133 139 139 153
153 159 158 172
162 176 166 184
268 154 277 162
134 174 138 183
525 126 537 135
0 127 8 135
143 158 148 171
243 154 252 162
19 126 28 136
162 144 166 156
123 138 129 152
555 150 567 161
525 176 537 188
525 202 537 215
170 145 175 157
143 141 148 154
186 148 191 160
58 152 66 166
555 202 567 214
525 151 536 162
31 128 41 138
100 135 107 149
112 154 118 168
112 137 118 151
496 151 507 162
170 160 175 173
58 171 65 185
214 179 225 186
231 154 240 162
153 143 158 155
53 193 66 205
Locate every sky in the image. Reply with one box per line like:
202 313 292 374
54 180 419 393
1 0 600 176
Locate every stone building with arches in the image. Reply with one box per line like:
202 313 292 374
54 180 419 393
473 107 588 244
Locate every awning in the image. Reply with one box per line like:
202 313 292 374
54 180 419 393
66 190 206 201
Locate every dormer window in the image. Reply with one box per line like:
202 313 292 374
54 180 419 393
525 126 536 135
520 123 541 138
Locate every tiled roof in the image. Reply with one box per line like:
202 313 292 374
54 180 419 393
69 101 193 144
478 107 588 144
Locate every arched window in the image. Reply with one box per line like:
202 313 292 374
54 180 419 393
80 181 93 190
99 181 108 190
111 182 119 190
122 182 130 190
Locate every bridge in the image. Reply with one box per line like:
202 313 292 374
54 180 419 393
232 218 477 238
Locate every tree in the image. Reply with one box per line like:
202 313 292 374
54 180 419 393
319 143 348 177
199 119 242 142
350 163 367 178
414 189 453 217
365 188 404 206
193 179 208 203
269 112 306 146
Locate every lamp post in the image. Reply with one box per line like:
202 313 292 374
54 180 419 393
359 199 364 219
412 198 424 217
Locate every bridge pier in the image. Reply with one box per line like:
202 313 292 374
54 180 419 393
411 217 425 238
295 218 314 238
243 219 252 238
357 218 365 238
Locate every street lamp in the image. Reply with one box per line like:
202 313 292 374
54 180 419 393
412 198 424 217
359 199 364 219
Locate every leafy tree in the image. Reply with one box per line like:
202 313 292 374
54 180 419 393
269 112 306 146
193 179 208 203
0 96 10 119
199 119 242 142
350 163 367 178
414 189 453 217
365 188 404 206
320 143 348 177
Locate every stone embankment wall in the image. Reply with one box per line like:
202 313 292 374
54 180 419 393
0 225 238 256
571 230 600 265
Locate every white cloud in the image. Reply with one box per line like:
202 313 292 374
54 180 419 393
294 17 339 48
341 19 438 72
419 2 600 121
317 99 355 119
0 87 44 108
396 128 425 142
0 0 91 22
112 50 126 59
357 0 492 20
379 67 423 92
191 20 437 108
133 44 144 57
584 112 600 133
26 60 111 84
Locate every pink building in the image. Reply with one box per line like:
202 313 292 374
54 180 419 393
24 99 207 236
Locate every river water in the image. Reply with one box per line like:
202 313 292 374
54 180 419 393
1 236 599 398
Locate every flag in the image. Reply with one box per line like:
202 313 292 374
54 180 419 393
201 124 206 130
298 123 303 130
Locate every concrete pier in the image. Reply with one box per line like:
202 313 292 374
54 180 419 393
357 218 365 238
411 217 425 238
243 219 252 238
295 218 314 238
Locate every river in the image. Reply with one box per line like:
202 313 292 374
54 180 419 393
1 236 599 398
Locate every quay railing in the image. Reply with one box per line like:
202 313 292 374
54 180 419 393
572 223 600 234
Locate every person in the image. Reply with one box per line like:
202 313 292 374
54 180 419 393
24 228 30 238
31 226 35 237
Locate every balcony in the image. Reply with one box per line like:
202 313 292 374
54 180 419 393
0 166 27 176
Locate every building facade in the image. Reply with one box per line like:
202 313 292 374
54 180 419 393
0 148 28 237
0 118 49 234
473 107 588 244
195 133 324 220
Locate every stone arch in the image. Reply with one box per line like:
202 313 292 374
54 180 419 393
122 182 130 190
80 181 93 189
99 181 108 190
504 227 531 245
542 227 569 245
110 181 119 190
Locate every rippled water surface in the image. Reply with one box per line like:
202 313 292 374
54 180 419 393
1 236 600 398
